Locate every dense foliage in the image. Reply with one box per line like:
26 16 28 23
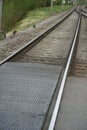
2 0 49 31
2 0 66 32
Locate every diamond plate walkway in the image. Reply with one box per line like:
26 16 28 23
0 62 62 130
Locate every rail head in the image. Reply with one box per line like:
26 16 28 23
48 12 81 130
0 9 75 66
81 12 87 18
76 9 87 18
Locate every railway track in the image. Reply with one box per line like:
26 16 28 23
10 11 78 65
54 12 87 130
72 9 87 76
0 8 87 130
42 9 87 130
0 9 76 65
76 9 87 17
80 11 87 18
42 11 81 130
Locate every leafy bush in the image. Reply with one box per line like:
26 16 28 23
2 0 52 31
2 0 68 32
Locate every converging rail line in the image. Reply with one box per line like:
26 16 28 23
76 9 87 17
81 12 87 18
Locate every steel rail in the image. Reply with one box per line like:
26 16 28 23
79 9 87 13
0 9 75 66
81 12 87 18
76 9 87 18
48 13 81 130
75 9 80 14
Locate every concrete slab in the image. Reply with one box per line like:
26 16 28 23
55 76 87 130
0 62 62 130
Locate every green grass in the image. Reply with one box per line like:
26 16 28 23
2 0 51 32
9 5 73 32
2 0 86 33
